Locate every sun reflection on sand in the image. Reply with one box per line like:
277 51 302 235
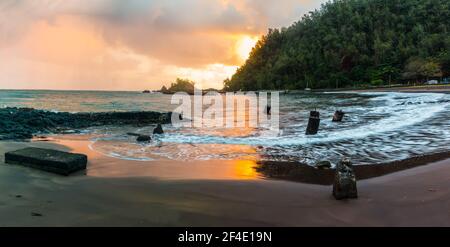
232 160 259 180
34 135 262 180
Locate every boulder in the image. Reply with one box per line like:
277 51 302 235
136 135 152 142
333 157 358 200
5 147 87 176
332 110 345 122
127 132 152 142
153 124 164 135
314 160 332 170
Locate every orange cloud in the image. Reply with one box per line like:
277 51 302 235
0 0 326 90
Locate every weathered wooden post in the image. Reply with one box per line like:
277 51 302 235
333 157 358 200
332 110 345 122
305 111 320 135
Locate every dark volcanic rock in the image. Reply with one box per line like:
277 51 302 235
136 135 152 142
31 212 43 217
126 133 141 137
0 107 172 140
333 158 358 200
5 147 88 176
153 124 164 135
314 160 332 169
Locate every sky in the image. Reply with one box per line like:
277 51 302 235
0 0 326 90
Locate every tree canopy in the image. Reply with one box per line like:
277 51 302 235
224 0 450 91
161 78 196 94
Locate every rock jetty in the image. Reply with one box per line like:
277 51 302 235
153 124 164 135
0 107 172 140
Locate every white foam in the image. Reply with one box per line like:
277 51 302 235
159 92 449 147
86 92 450 162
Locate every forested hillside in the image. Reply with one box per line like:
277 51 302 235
224 0 450 91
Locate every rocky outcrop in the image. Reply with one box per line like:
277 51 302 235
127 132 152 142
333 158 358 200
153 124 164 135
0 107 172 140
136 135 152 142
314 160 332 170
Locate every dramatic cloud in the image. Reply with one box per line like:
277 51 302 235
0 0 326 90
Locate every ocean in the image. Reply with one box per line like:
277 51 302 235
1 89 450 165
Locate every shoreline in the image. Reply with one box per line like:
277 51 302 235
1 139 449 226
4 132 450 183
27 135 450 183
257 150 450 185
339 84 450 94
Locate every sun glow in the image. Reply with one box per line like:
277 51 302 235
236 36 258 61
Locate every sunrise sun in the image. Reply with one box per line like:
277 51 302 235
236 36 258 61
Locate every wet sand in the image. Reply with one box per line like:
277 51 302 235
0 140 449 226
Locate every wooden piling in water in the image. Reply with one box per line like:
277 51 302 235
306 111 320 135
332 110 345 122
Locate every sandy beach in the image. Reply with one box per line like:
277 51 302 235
1 0 449 233
1 139 449 227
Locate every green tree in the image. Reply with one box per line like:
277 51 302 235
421 61 442 81
161 78 196 94
402 58 426 82
224 0 450 91
438 52 450 77
160 85 169 94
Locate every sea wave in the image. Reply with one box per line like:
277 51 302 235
86 92 450 163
